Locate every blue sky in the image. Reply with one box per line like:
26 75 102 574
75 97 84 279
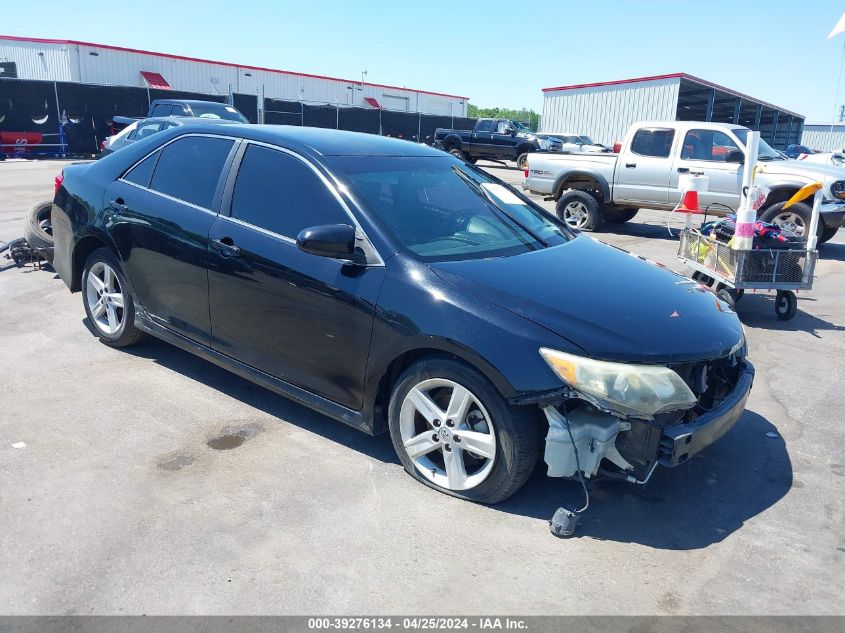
4 0 845 121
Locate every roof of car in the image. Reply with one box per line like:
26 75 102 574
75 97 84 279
151 99 231 106
142 116 237 125
176 123 445 157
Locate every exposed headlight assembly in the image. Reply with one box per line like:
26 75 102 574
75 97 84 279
829 179 845 200
539 348 697 418
537 138 549 150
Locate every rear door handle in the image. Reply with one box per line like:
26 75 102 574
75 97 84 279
625 163 637 168
212 237 241 258
677 167 690 174
108 198 128 213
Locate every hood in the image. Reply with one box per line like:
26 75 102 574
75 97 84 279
759 158 845 183
431 236 744 364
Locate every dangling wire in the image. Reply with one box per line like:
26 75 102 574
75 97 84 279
559 400 590 514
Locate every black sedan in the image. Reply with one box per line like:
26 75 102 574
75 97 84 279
51 124 752 505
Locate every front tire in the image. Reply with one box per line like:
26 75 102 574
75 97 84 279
555 190 603 231
388 357 540 504
820 226 838 244
759 201 812 238
81 247 146 347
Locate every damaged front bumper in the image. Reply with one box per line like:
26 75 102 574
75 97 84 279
539 360 755 482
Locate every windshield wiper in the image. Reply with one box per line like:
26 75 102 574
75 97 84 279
451 165 550 247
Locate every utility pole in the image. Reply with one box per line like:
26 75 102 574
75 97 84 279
361 70 367 106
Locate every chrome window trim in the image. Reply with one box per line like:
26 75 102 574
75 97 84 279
120 179 219 216
229 140 384 266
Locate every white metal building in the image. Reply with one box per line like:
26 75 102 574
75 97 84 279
800 124 845 152
0 34 469 116
540 73 804 150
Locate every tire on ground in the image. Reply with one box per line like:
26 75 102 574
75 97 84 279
603 207 638 224
23 200 55 262
759 201 813 238
819 226 838 244
81 247 147 348
555 189 603 232
387 356 541 505
516 152 531 171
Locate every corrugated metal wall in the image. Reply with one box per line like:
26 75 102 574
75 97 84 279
801 125 845 152
0 39 466 116
539 77 681 146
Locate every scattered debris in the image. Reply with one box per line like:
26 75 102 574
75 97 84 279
11 441 26 449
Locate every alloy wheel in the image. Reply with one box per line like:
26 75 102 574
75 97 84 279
85 261 125 335
563 201 590 229
398 378 497 491
771 211 805 236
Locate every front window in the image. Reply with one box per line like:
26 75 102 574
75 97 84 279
731 128 784 161
329 156 572 262
188 103 249 123
680 129 740 162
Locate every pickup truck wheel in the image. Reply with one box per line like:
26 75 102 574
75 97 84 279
604 208 638 224
759 201 812 238
449 148 471 162
555 190 603 231
516 153 531 171
388 357 540 504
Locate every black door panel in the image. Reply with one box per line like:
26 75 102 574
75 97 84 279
207 216 385 409
106 181 217 343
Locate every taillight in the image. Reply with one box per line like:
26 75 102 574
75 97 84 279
54 171 64 196
100 139 107 150
524 162 529 178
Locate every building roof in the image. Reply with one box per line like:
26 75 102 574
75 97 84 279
0 34 470 101
542 72 803 119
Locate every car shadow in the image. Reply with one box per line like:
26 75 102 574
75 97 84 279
121 335 792 551
600 217 681 242
735 293 844 335
119 336 399 464
496 410 792 550
818 241 845 261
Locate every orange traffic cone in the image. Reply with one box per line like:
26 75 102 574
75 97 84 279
675 189 702 214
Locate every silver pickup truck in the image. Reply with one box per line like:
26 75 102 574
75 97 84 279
522 120 845 243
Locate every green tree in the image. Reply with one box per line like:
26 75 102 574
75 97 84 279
466 105 540 132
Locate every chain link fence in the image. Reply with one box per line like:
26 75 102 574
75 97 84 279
1 78 477 157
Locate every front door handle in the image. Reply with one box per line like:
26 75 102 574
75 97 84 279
677 167 690 174
108 198 128 213
625 163 637 168
212 237 241 258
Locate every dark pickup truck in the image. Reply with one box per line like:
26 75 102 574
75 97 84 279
112 99 248 132
433 118 563 169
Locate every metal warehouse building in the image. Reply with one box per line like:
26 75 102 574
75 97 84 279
0 34 468 116
540 73 803 150
801 124 845 152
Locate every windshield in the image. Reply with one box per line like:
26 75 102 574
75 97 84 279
578 136 595 145
511 120 532 132
329 156 572 262
189 104 249 123
731 128 784 161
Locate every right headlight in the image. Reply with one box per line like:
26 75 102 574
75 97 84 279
829 179 845 200
539 348 697 418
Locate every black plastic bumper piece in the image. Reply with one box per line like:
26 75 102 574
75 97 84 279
659 361 755 467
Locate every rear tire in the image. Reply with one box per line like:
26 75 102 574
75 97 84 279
516 152 531 171
603 207 638 224
81 247 146 348
555 190 603 232
388 357 541 504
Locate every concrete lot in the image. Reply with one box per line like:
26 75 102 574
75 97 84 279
1 158 843 615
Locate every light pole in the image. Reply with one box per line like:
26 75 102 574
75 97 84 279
361 70 367 106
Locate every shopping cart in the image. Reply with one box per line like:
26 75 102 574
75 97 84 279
677 228 817 320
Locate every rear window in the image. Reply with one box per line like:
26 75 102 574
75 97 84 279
476 120 494 132
149 136 234 208
124 150 160 187
630 128 675 158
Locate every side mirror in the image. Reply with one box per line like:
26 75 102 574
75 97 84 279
725 149 745 164
296 223 362 264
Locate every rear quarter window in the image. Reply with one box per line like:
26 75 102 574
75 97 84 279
148 136 234 208
630 128 675 158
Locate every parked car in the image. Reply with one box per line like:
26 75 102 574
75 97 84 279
433 118 563 169
545 133 612 154
522 120 845 241
51 124 751 505
109 99 250 139
101 116 237 155
784 144 816 159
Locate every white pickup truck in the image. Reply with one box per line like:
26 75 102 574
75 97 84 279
522 120 845 243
